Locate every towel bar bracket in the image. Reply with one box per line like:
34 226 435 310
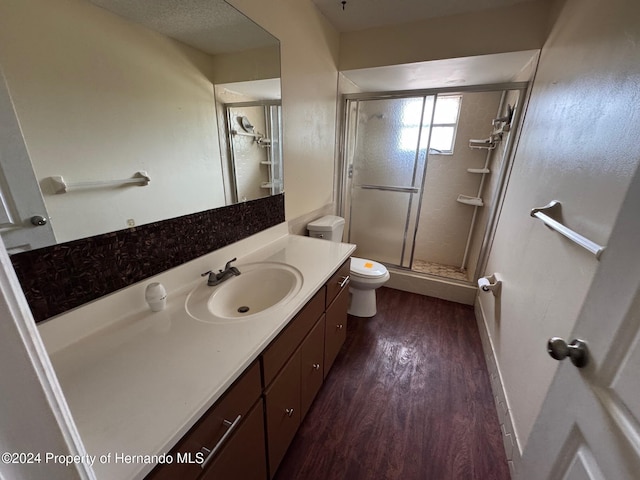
530 200 605 259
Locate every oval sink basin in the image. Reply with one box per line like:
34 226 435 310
186 262 303 323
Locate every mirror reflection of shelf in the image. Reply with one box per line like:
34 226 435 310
457 194 484 207
468 138 497 150
467 167 490 174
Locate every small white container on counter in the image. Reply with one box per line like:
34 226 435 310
145 282 167 311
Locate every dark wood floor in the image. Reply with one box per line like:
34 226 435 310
274 287 509 480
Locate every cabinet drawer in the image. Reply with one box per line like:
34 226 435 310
200 398 267 480
262 288 325 387
146 362 261 480
264 350 301 478
300 315 325 420
325 259 350 308
324 285 349 377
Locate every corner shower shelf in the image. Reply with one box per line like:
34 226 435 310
457 194 484 207
467 168 491 174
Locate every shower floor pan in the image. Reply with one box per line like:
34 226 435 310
411 260 468 282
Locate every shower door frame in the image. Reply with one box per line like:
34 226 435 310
337 82 530 284
345 94 436 268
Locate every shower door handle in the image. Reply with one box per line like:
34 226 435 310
359 184 419 194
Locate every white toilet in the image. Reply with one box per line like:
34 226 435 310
307 215 390 317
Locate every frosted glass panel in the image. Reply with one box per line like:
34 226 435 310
346 95 435 267
349 188 414 265
353 97 425 187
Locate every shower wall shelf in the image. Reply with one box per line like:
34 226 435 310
467 168 491 174
47 171 150 194
530 201 606 259
457 194 484 207
469 139 496 150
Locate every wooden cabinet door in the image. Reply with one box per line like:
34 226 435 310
324 284 349 377
325 260 350 308
264 350 301 478
146 363 261 480
200 398 267 480
300 316 325 419
262 289 324 387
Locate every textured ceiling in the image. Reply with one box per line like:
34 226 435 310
311 0 539 32
88 0 278 54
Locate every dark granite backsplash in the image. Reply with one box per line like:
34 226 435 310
11 194 285 323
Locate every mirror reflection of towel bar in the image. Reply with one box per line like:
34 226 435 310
47 171 150 194
530 201 606 259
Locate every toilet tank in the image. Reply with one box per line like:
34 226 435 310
307 215 345 242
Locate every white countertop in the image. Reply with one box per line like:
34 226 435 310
40 225 355 480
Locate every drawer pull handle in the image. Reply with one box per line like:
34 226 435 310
285 408 295 417
312 363 321 370
337 324 344 330
200 414 242 469
338 275 350 288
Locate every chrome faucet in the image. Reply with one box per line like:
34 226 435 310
201 258 241 286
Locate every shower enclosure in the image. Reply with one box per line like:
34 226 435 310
340 85 525 284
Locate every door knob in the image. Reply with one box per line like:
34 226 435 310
547 337 589 368
30 215 48 226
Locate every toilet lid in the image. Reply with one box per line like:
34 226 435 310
350 257 388 278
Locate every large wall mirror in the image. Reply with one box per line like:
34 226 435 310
0 0 281 254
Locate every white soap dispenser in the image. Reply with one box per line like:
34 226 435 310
145 282 167 312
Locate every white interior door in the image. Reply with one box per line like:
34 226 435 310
520 165 640 479
0 66 55 253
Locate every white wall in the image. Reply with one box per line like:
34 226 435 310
212 45 280 85
477 0 640 453
228 0 340 222
339 1 552 71
0 0 226 243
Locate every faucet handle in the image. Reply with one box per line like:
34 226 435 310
224 258 237 270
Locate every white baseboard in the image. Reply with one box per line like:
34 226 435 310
474 299 522 479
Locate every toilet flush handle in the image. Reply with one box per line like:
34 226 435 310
338 275 350 288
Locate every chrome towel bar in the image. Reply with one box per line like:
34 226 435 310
530 201 606 259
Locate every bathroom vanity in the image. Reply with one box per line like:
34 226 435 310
38 224 355 480
147 258 351 479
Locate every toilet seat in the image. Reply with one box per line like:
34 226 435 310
350 257 388 279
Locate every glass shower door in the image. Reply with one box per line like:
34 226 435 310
347 96 435 267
